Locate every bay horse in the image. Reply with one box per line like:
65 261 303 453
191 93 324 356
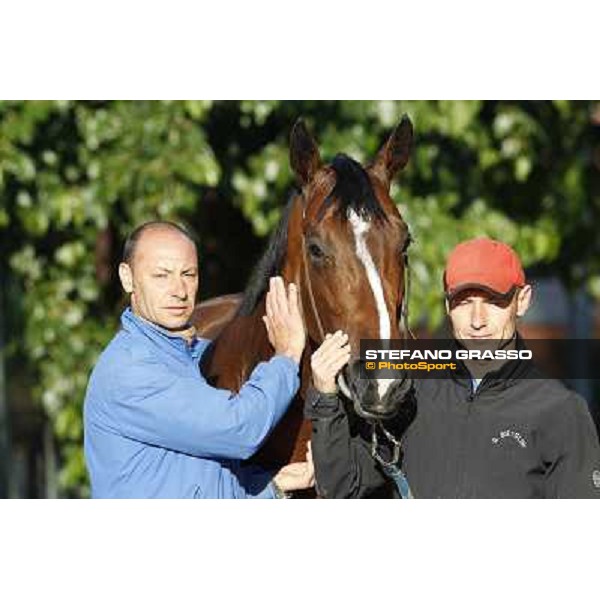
193 116 414 472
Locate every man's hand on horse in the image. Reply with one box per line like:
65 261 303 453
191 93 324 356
273 441 315 493
311 331 352 394
263 276 306 365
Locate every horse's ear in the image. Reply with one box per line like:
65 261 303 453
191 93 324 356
290 119 322 187
370 114 413 189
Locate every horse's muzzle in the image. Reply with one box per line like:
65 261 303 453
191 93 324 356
343 360 413 420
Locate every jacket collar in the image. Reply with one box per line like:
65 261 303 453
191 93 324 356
120 307 205 362
449 333 535 391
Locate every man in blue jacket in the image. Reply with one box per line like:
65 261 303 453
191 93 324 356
84 221 313 498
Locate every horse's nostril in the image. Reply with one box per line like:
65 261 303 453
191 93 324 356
350 371 411 421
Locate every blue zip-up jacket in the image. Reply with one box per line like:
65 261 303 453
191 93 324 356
84 308 300 498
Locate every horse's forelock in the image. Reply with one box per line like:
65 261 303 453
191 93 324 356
316 154 387 223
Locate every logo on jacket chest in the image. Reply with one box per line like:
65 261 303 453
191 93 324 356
491 429 528 449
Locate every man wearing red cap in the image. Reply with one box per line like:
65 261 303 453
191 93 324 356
442 239 532 371
305 238 600 498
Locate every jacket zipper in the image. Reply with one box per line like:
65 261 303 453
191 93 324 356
455 383 477 497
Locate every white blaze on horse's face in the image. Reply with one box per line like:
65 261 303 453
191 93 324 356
347 209 391 339
347 209 395 397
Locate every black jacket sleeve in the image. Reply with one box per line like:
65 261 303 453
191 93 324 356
545 392 600 498
304 387 397 498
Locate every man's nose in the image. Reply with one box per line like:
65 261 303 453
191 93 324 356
470 302 486 329
171 277 188 299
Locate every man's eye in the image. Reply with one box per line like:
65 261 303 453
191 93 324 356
487 299 505 308
153 273 168 278
184 273 197 278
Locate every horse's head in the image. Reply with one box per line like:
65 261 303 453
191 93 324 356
283 116 414 420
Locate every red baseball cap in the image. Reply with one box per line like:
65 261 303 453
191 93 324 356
444 238 526 300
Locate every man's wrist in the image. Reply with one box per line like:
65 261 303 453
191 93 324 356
271 478 291 499
314 382 338 394
278 349 302 365
304 386 341 419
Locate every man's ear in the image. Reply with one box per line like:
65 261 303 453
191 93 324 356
118 262 134 294
516 284 533 317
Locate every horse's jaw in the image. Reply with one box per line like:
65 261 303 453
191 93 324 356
337 370 353 400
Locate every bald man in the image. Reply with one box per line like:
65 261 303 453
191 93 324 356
84 221 313 498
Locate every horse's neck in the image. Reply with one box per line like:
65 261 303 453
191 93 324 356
206 301 274 392
204 298 317 468
205 301 316 396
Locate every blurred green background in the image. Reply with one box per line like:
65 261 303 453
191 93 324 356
1 100 599 497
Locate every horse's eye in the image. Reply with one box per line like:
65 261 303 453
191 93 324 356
401 233 412 254
308 242 325 260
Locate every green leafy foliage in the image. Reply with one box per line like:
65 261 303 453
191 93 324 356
1 100 598 496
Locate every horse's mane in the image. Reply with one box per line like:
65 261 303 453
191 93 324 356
237 154 386 316
237 195 296 317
